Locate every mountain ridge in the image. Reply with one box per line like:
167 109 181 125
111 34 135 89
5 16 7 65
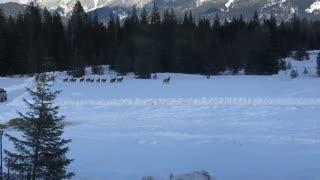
1 0 320 22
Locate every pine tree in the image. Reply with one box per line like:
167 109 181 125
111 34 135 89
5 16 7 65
213 14 220 32
24 1 43 73
67 1 88 76
52 12 68 71
4 73 74 180
140 8 148 26
150 2 161 26
130 5 139 27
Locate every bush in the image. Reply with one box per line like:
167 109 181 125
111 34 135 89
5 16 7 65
152 73 157 79
293 48 309 61
279 59 287 70
92 65 104 75
287 62 292 69
291 69 299 79
68 66 85 77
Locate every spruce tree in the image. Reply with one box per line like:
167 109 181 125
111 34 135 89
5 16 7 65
213 14 220 32
67 1 88 76
140 8 148 26
150 2 161 26
4 74 74 180
130 5 139 27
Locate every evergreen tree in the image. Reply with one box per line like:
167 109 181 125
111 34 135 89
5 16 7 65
67 1 88 76
51 12 68 71
140 8 148 25
130 5 139 28
213 14 220 32
4 74 74 180
24 1 42 73
150 2 161 26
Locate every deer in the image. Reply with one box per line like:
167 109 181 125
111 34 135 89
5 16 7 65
163 77 170 84
110 77 116 83
86 78 91 82
96 78 101 83
101 79 107 83
63 78 69 82
79 78 85 83
71 78 77 82
116 77 124 83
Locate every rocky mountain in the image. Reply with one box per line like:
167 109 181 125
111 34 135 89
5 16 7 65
1 0 320 21
0 2 26 16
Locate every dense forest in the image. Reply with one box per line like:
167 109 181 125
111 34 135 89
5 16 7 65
0 1 318 78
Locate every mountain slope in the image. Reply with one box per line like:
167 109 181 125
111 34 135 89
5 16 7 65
1 0 320 21
0 2 26 16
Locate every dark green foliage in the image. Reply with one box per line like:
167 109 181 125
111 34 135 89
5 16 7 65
4 74 73 179
287 62 292 69
291 69 299 79
280 59 287 70
92 65 104 75
294 48 309 61
0 2 320 76
150 2 161 26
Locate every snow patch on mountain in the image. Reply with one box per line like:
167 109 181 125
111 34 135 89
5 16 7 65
306 1 320 13
196 0 209 7
94 0 99 9
225 0 234 10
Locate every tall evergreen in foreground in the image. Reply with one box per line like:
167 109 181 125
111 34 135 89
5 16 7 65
4 74 74 180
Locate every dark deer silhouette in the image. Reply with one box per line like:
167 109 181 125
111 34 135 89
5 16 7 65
96 78 101 83
70 78 77 82
110 77 116 83
163 77 170 84
80 78 85 82
63 78 68 82
117 77 124 83
86 78 91 82
101 79 107 83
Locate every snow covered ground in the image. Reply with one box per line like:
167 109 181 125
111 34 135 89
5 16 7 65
1 51 320 180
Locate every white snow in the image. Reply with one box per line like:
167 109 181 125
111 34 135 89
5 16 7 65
1 51 320 180
225 0 234 10
306 1 320 13
94 0 99 9
196 0 209 7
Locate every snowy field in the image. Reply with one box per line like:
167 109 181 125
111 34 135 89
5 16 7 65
1 51 320 180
